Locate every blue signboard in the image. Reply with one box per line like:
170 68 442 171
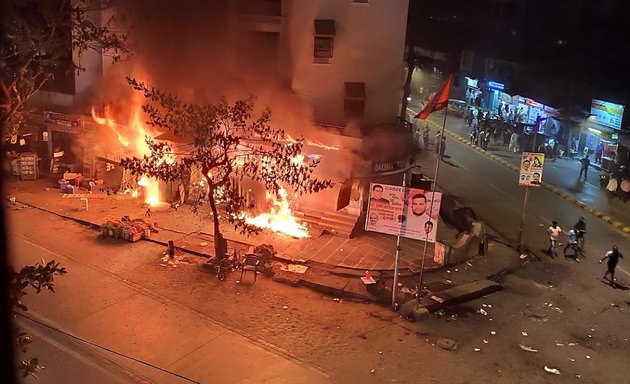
487 81 505 91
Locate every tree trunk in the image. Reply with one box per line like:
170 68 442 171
205 177 224 260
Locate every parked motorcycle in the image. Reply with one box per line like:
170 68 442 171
204 253 239 281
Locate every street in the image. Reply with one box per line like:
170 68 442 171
7 148 630 384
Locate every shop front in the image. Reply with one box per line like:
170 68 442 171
580 99 626 171
579 123 620 170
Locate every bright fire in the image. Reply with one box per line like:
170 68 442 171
245 187 309 238
92 105 167 206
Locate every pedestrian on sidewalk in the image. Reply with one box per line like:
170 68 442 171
595 141 604 164
563 228 581 262
547 221 562 257
509 131 519 153
482 130 491 150
579 155 591 180
599 245 624 284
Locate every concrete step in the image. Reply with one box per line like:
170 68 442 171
294 207 359 238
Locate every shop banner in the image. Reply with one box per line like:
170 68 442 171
590 99 624 130
365 183 442 243
518 152 544 187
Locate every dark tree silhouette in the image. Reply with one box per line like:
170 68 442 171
1 0 129 134
120 78 333 255
9 259 67 377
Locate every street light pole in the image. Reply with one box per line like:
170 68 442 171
517 186 530 252
392 170 407 310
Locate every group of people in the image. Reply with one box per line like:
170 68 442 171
547 217 624 284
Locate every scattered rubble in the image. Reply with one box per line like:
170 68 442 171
436 337 458 351
544 366 561 375
519 344 538 353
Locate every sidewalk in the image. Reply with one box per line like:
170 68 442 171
6 175 488 306
407 97 630 236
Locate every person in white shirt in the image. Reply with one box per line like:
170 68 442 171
547 221 562 257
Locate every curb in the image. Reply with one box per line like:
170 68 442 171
426 121 630 237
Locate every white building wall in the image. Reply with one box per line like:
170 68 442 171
286 0 408 128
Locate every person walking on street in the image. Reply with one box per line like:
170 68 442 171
579 155 590 180
573 217 586 249
563 228 581 262
422 124 430 149
439 135 447 160
599 246 624 284
547 221 562 257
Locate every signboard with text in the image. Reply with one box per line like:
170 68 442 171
365 183 442 243
590 99 624 130
518 152 544 187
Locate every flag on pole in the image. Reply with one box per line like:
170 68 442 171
416 74 453 120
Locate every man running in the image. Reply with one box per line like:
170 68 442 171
599 246 624 284
547 221 562 257
563 228 581 262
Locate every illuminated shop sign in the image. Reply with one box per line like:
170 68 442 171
590 99 624 130
487 81 505 90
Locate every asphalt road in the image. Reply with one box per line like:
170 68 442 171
9 213 330 384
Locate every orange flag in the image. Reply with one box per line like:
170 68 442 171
416 74 453 120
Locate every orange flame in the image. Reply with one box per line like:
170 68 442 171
245 187 309 238
91 107 130 147
92 104 171 207
286 134 340 151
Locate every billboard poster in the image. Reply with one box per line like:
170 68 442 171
518 152 544 187
590 99 624 130
365 183 442 243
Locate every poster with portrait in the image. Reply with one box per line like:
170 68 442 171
365 183 442 243
518 152 544 187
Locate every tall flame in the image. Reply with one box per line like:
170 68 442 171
245 188 309 238
92 104 168 207
91 107 130 147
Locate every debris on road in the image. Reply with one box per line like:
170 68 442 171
544 366 561 375
522 331 528 337
478 308 488 316
436 337 458 351
490 331 496 335
474 348 481 352
519 344 538 353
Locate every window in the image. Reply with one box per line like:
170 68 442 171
314 19 336 63
344 82 365 117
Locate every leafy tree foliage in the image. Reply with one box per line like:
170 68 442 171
9 259 67 377
121 77 334 238
0 0 129 134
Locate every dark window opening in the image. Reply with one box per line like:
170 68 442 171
314 19 336 63
344 82 365 117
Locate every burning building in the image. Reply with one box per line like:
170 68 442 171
24 0 411 238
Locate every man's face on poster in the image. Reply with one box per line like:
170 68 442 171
522 160 530 171
424 221 434 234
411 195 427 216
372 186 383 199
369 212 379 225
